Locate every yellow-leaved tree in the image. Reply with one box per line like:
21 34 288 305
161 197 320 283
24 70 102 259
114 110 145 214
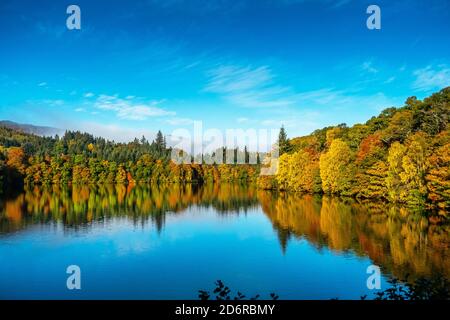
386 133 429 207
276 150 321 193
425 130 450 215
319 139 355 195
386 141 407 202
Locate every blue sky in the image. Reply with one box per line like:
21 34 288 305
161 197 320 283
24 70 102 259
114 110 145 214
0 0 449 143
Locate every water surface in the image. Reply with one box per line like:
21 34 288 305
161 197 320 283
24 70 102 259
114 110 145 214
0 184 448 299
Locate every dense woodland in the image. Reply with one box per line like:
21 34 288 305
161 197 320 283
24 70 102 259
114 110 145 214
0 87 449 215
0 126 260 188
258 87 449 215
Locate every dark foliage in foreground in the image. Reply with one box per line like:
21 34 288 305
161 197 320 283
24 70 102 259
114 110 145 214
199 276 450 300
198 280 279 300
363 276 450 300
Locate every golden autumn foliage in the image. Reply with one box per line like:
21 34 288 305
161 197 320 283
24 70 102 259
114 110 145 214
386 141 408 202
6 147 26 175
425 131 450 216
258 191 449 281
276 150 321 193
0 88 449 214
356 133 383 163
386 133 430 207
257 87 450 213
319 139 355 196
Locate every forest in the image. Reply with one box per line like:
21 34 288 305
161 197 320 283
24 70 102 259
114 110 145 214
0 127 261 188
258 87 449 215
0 87 449 215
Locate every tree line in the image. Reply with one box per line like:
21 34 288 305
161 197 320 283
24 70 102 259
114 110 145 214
0 127 260 189
1 87 448 214
259 87 449 215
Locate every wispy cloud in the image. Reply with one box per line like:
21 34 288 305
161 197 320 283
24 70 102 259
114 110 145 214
361 61 378 74
36 22 65 38
260 119 294 127
204 60 396 113
84 92 94 98
204 65 295 108
38 82 47 87
384 76 396 84
95 94 175 120
412 65 450 91
164 117 195 126
236 117 249 123
26 99 64 107
294 88 399 112
148 0 352 12
73 121 158 143
330 0 351 8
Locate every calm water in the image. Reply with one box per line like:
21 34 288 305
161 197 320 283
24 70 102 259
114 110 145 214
0 184 448 299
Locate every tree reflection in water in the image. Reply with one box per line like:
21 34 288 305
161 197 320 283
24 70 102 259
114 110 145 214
1 183 448 287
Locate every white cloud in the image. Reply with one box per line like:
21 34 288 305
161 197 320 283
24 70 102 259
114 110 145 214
294 88 398 112
261 119 294 127
204 62 402 138
204 65 295 108
148 0 352 12
384 76 396 84
412 65 450 91
164 117 195 126
260 109 321 132
73 122 158 142
38 82 47 87
361 61 378 74
95 94 175 120
84 92 94 98
330 0 351 8
36 22 65 38
31 99 64 107
236 117 249 123
75 107 86 112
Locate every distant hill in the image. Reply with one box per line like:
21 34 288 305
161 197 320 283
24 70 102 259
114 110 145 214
0 120 63 137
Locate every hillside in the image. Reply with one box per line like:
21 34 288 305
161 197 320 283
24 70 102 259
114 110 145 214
0 120 62 137
0 125 259 190
258 87 450 215
0 87 449 215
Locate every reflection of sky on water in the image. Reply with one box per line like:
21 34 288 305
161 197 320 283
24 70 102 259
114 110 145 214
0 205 390 299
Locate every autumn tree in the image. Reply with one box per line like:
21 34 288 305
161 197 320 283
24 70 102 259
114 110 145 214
276 150 320 193
320 139 355 195
425 130 450 215
386 133 429 207
0 159 4 191
6 147 26 174
386 141 407 202
399 133 429 207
